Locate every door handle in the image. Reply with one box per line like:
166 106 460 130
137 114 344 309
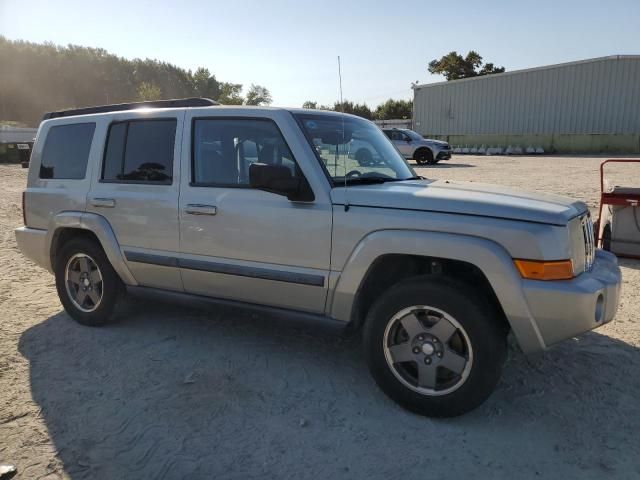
185 204 217 216
90 197 116 208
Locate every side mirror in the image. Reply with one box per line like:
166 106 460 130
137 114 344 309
249 163 314 202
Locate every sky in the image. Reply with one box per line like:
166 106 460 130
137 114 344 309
1 0 639 108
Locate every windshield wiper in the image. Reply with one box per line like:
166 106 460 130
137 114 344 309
343 176 396 185
341 175 424 186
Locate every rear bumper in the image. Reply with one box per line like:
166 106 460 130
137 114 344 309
522 249 621 349
15 226 51 272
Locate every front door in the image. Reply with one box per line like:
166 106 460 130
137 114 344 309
390 130 413 157
178 112 332 313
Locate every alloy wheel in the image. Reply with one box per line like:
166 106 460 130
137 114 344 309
383 305 473 396
64 253 104 313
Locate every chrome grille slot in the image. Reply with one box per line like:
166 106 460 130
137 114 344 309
581 214 595 271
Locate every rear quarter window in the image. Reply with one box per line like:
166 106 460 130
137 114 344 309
39 123 96 179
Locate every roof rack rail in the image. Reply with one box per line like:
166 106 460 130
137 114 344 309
42 97 219 121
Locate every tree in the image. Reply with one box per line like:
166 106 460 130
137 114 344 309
193 67 220 99
244 84 272 106
333 100 373 120
216 82 243 105
136 81 161 101
374 99 412 120
0 36 274 125
428 51 505 81
302 101 318 109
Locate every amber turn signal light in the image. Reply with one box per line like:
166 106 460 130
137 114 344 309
514 259 574 281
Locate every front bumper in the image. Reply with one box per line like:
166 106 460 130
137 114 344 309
436 149 452 160
522 249 621 349
15 226 51 271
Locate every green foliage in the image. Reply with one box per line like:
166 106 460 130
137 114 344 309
428 51 505 81
136 81 162 101
302 99 411 121
332 101 373 120
218 82 244 105
0 36 271 125
244 84 272 106
374 99 412 120
192 67 220 99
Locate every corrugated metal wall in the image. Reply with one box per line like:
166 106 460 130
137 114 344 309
412 56 640 135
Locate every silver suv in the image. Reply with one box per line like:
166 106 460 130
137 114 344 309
383 128 452 165
15 98 621 417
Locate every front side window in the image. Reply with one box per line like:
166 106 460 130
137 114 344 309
102 119 176 183
39 123 96 179
389 130 408 141
192 118 300 186
294 113 415 185
405 130 424 141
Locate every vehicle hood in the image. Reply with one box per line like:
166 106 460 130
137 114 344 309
331 179 588 225
423 139 449 146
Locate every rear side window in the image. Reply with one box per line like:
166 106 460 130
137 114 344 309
102 119 176 184
39 123 96 179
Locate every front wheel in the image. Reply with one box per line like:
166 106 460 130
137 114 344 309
363 276 507 417
414 148 434 165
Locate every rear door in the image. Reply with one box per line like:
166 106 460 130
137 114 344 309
86 111 184 291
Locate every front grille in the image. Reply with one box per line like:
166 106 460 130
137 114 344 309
581 214 595 271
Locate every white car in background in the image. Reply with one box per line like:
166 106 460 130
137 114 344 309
383 128 452 165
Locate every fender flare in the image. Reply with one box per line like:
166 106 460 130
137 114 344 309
46 211 138 285
330 229 545 354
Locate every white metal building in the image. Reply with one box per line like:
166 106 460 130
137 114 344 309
412 56 640 153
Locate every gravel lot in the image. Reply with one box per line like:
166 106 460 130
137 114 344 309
1 156 639 479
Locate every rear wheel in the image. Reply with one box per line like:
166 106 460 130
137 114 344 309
363 276 507 417
414 148 435 165
55 237 124 326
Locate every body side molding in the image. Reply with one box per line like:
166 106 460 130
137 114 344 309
123 250 326 287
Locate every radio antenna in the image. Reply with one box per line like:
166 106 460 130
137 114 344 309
338 56 349 212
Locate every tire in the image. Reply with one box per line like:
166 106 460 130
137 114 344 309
602 224 612 252
355 148 374 166
414 148 434 165
55 237 124 326
363 276 507 417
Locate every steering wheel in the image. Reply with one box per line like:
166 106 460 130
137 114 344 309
346 170 362 178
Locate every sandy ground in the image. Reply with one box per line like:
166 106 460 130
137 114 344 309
1 156 639 480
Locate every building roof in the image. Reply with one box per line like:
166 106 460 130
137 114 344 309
413 55 640 90
0 126 37 143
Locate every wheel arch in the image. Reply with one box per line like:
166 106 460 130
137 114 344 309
349 254 508 334
47 212 137 285
330 229 545 354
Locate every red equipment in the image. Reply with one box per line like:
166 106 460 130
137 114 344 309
595 159 640 258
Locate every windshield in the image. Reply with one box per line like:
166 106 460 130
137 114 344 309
293 112 416 185
405 130 424 141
